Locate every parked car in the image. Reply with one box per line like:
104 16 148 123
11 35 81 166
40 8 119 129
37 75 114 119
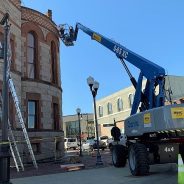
108 134 127 151
107 137 114 150
99 136 109 147
64 138 78 150
93 139 107 150
82 139 95 151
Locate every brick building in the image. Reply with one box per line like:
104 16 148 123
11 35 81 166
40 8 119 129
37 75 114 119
63 113 95 140
0 0 64 163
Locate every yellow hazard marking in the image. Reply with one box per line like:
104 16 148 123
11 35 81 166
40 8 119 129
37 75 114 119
144 113 151 124
92 33 101 42
171 107 184 119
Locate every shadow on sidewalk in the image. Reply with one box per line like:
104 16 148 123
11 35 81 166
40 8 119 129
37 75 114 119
10 149 112 179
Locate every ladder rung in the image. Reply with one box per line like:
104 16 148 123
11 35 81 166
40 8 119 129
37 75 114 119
7 77 38 169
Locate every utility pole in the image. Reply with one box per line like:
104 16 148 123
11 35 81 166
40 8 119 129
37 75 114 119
0 13 11 184
86 114 89 139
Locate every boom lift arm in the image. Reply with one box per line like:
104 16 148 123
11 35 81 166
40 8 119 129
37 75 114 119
59 23 184 177
58 23 166 114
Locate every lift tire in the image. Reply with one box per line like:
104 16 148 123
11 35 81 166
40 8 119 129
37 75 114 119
112 144 127 167
128 143 149 176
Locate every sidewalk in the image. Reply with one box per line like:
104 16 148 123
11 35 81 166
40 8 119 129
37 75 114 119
10 149 112 179
10 150 177 184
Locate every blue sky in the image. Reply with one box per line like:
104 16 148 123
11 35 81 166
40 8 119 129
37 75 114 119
22 0 184 115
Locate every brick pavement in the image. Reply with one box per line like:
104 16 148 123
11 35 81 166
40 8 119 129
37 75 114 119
10 149 112 179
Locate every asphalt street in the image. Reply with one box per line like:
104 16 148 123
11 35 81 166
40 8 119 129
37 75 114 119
12 163 177 184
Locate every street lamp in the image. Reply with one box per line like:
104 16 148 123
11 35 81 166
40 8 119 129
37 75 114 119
0 13 11 184
87 76 103 166
86 114 89 139
76 108 82 156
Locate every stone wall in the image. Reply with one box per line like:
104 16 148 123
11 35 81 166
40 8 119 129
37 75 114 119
12 130 64 164
21 81 62 129
0 0 22 128
20 6 62 129
0 1 64 163
21 7 59 36
10 0 21 9
19 5 64 161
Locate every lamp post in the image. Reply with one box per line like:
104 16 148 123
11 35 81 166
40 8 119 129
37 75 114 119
76 108 82 156
87 76 103 166
86 113 89 139
0 13 11 184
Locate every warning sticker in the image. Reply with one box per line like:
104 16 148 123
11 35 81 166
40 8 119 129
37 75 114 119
144 113 151 123
171 107 184 119
144 113 151 127
92 33 101 42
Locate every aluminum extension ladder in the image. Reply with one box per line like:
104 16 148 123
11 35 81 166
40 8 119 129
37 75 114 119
8 119 24 172
1 17 37 170
8 78 38 169
0 94 24 172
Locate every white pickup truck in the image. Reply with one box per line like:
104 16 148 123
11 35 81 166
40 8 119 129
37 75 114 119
108 134 127 151
64 138 78 150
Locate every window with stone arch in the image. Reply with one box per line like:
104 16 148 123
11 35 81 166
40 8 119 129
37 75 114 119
107 102 113 114
98 105 103 117
128 93 134 108
117 98 123 112
51 41 57 84
27 32 37 79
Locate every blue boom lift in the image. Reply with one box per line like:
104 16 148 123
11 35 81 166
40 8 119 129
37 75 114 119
58 23 184 176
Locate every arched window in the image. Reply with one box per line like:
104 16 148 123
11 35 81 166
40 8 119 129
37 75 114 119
117 98 123 111
51 41 57 84
27 32 36 79
98 106 103 117
107 102 113 114
128 94 134 108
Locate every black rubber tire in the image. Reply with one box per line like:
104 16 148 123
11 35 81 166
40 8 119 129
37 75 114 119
128 143 149 176
112 144 127 167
